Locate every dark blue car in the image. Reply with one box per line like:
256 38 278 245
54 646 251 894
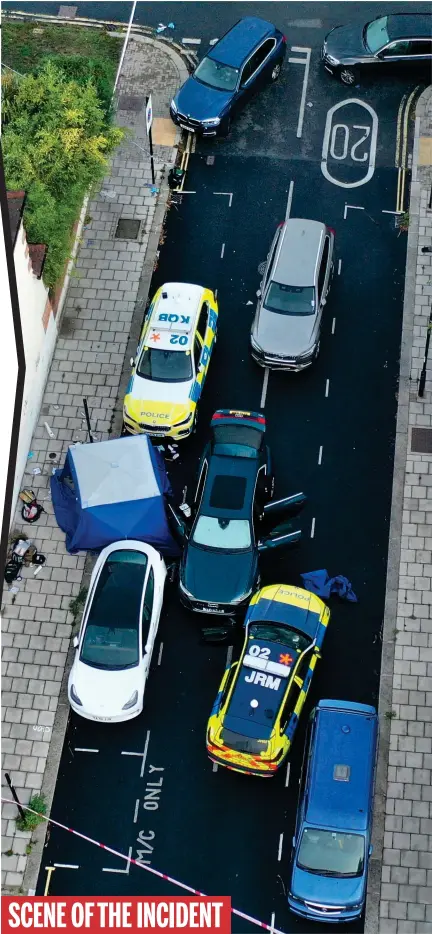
170 17 286 137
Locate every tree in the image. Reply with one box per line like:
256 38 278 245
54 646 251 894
2 62 124 288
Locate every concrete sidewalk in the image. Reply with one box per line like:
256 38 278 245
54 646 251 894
367 87 432 934
1 33 188 894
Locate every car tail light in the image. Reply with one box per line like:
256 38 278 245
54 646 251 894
282 35 287 43
277 221 284 228
328 226 336 235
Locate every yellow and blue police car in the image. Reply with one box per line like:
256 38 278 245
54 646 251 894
123 283 218 440
206 584 330 777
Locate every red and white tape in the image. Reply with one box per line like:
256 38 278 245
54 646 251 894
2 798 287 934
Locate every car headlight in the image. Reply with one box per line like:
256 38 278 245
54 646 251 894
171 99 178 113
325 54 340 66
174 411 193 427
201 117 221 126
231 589 252 605
122 690 138 710
123 405 136 421
70 684 82 706
179 578 194 598
298 345 316 360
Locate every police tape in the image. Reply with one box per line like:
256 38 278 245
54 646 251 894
1 798 287 934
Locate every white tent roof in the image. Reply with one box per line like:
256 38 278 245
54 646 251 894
70 436 159 509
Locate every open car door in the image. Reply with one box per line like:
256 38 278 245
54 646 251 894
263 492 307 520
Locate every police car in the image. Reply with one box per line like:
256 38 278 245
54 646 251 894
123 283 218 440
206 585 330 776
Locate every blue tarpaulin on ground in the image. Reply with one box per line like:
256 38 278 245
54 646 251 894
51 435 180 556
300 569 358 603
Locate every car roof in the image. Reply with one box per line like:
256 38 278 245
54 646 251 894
145 282 204 352
208 16 277 68
225 634 292 738
247 584 324 639
201 453 257 520
274 219 326 288
388 13 432 40
87 549 148 632
306 704 377 832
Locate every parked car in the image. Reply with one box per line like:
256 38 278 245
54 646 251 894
322 13 432 85
123 283 218 440
251 219 335 371
171 410 306 641
68 541 166 722
206 585 330 776
170 16 286 137
288 699 378 923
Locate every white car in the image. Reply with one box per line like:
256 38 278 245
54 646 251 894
68 541 166 722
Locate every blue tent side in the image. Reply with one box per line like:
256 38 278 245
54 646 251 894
148 442 173 497
50 451 81 540
65 496 180 556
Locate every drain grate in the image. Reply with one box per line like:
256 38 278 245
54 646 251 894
58 5 77 18
206 155 215 165
118 95 143 113
411 427 432 453
115 218 141 240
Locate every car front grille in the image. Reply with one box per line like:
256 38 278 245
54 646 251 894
177 111 202 129
139 422 171 432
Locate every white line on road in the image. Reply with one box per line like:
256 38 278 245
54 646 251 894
287 19 322 27
285 180 294 220
157 642 164 666
140 730 151 779
74 748 99 753
121 751 142 756
102 846 133 874
177 190 196 194
182 37 201 45
288 57 307 64
285 762 291 787
311 517 316 539
133 799 140 824
270 912 276 934
214 191 233 207
295 47 311 138
382 209 404 215
53 864 79 869
338 258 342 275
277 833 284 862
220 242 225 259
344 203 365 220
325 378 330 397
318 445 323 466
331 318 336 335
209 38 218 46
260 367 270 408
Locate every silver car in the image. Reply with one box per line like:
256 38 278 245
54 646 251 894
251 219 335 371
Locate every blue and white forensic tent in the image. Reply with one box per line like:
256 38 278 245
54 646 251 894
51 435 180 556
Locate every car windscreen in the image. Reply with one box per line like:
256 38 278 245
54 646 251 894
194 56 239 92
297 828 365 877
365 15 389 53
137 346 193 382
80 551 148 670
222 728 269 755
265 283 316 316
249 622 311 654
192 516 251 550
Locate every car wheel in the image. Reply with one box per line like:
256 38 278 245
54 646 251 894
339 66 357 86
221 116 232 137
270 61 282 82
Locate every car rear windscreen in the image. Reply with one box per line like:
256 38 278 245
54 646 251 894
212 424 262 449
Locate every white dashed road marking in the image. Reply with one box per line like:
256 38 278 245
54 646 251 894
332 318 336 334
182 37 201 45
212 762 218 773
260 367 270 409
338 258 342 275
277 833 284 861
325 379 330 397
318 445 323 466
285 180 294 220
311 517 316 539
74 748 99 753
133 799 140 824
344 204 365 220
53 864 79 869
285 762 291 787
157 642 164 666
220 243 225 259
140 730 151 778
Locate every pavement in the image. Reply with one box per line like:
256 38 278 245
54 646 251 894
1 32 188 894
369 86 432 934
1 7 432 934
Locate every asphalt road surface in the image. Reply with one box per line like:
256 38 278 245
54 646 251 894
31 3 426 931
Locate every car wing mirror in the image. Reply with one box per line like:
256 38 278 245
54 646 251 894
73 635 79 649
263 492 307 519
167 503 189 542
130 357 135 367
256 289 262 298
369 845 373 856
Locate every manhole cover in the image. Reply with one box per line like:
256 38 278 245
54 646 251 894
206 155 215 165
118 95 143 113
411 427 432 453
115 218 141 240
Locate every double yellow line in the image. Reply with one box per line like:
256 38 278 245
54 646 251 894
395 85 421 213
176 132 194 192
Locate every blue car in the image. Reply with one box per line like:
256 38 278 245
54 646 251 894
170 17 286 137
288 699 378 923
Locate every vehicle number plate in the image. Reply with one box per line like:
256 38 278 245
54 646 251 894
180 123 195 133
201 606 225 614
93 716 112 721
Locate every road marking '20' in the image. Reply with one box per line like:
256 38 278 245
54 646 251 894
321 99 378 188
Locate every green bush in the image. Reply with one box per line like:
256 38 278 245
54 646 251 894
38 55 115 122
16 793 47 832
